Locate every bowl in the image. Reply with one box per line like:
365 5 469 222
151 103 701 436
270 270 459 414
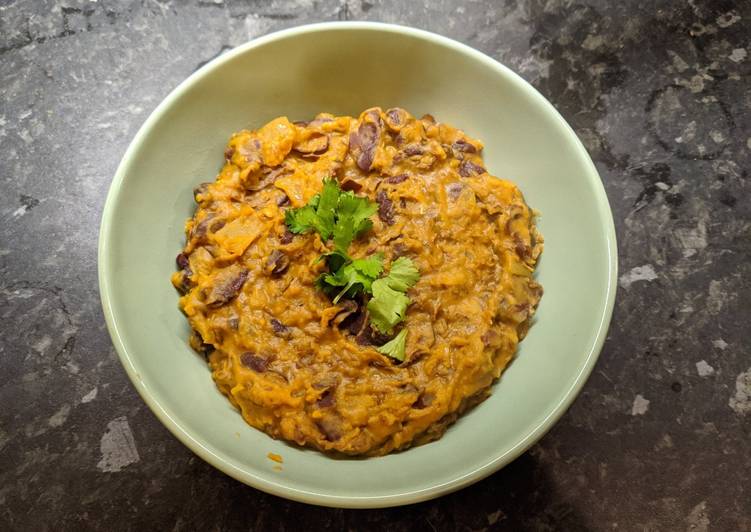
98 22 617 508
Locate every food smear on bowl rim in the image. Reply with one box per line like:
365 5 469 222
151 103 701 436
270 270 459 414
171 107 543 456
267 452 284 463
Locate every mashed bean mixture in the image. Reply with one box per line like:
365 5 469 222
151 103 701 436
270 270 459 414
172 107 543 456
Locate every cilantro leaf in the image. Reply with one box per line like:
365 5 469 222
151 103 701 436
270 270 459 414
367 279 411 333
382 257 420 292
366 257 420 333
352 253 384 278
283 179 339 239
320 250 350 272
338 192 378 232
332 214 355 253
377 329 408 361
314 179 340 239
322 253 384 303
284 205 318 234
332 191 377 252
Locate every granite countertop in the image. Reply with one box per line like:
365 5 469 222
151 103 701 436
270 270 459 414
1 0 749 530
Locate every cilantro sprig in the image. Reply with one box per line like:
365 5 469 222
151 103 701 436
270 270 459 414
285 179 377 254
320 253 384 303
284 179 420 361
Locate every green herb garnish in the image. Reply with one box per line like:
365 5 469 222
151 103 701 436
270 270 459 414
367 257 420 334
332 191 377 253
321 253 384 303
376 329 408 362
285 179 377 253
285 179 420 360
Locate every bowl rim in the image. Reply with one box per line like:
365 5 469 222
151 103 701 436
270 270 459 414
98 20 618 508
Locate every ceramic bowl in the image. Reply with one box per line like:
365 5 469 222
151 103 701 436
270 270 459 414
98 22 617 508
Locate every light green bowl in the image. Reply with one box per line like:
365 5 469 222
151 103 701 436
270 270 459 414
98 22 617 508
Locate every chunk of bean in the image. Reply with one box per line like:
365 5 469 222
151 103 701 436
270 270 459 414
452 139 477 153
402 144 423 156
276 193 290 206
332 300 359 328
176 253 189 270
238 138 262 164
340 179 363 192
312 376 338 390
376 190 395 225
316 417 342 441
413 392 435 409
270 318 288 335
385 107 408 131
446 182 465 200
193 183 211 202
190 215 213 241
190 330 213 357
209 219 226 233
247 166 285 192
458 160 486 177
205 267 249 308
293 133 329 155
317 388 336 408
481 329 502 348
386 174 408 184
240 352 269 372
266 250 290 276
279 229 294 244
349 112 383 172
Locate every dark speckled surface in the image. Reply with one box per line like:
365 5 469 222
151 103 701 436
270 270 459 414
1 0 750 530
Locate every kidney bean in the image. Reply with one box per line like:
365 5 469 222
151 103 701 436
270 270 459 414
446 182 465 200
385 107 409 131
293 133 329 155
458 160 486 177
276 193 290 206
266 250 290 276
193 182 211 203
205 267 249 308
270 318 288 335
386 174 408 184
238 138 262 164
349 111 383 172
340 179 363 192
331 300 359 328
240 352 269 372
413 392 435 409
176 253 189 270
316 417 342 441
402 144 423 156
376 190 395 225
317 388 336 408
279 229 294 244
452 139 477 153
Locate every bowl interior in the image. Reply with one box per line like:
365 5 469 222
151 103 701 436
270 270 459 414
100 23 616 508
